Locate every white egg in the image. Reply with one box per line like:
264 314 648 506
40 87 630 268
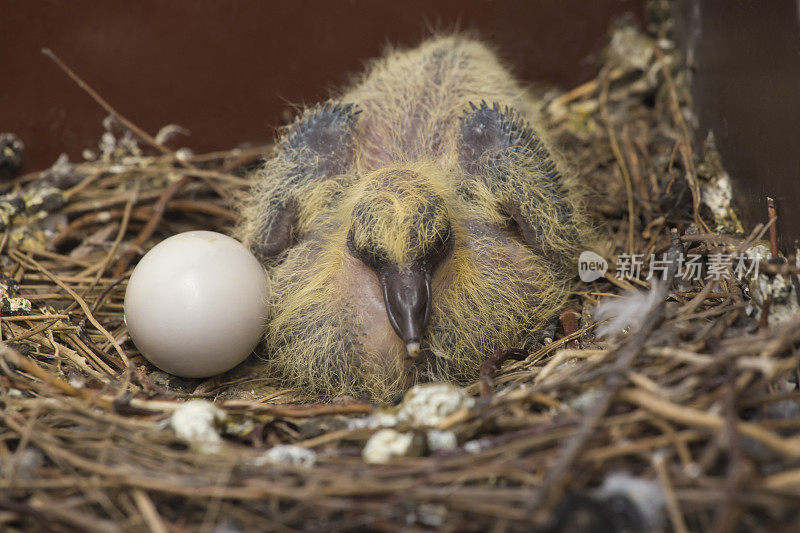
124 231 269 378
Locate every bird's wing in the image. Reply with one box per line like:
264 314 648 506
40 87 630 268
457 101 584 274
245 101 360 264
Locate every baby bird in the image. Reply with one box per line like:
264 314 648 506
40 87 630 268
237 36 590 401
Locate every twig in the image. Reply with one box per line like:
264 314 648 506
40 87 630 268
759 296 772 332
652 46 710 234
131 488 169 533
710 358 751 533
219 400 373 417
767 197 778 257
112 175 192 277
1 314 70 322
618 388 800 458
600 69 636 256
479 347 528 398
653 451 690 533
42 48 198 170
550 67 624 108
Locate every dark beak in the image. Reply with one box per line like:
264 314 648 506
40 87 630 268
380 266 431 358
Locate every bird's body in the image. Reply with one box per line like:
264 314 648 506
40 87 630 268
238 36 589 400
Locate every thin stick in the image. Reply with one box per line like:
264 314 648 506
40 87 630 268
479 347 528 398
131 489 168 533
654 451 690 533
767 197 778 257
653 46 710 234
42 48 197 170
112 175 192 277
77 179 139 287
550 67 625 108
619 388 800 458
2 314 70 322
601 70 636 256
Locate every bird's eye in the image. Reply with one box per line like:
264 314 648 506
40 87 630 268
422 223 453 269
347 227 386 271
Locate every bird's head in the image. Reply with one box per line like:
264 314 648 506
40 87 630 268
346 168 453 358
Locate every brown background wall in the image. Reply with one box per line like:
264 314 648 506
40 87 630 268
1 0 642 173
677 0 800 250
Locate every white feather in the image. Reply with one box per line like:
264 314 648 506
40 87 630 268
593 287 663 339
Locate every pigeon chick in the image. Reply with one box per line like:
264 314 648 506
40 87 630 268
237 36 591 400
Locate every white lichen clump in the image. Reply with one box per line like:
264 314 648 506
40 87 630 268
358 383 472 462
463 438 489 454
605 23 655 74
4 297 32 316
257 445 317 467
425 429 457 451
99 115 142 160
567 389 605 414
363 429 422 464
169 400 227 453
697 133 744 234
396 383 474 426
350 382 473 430
701 172 736 228
347 408 400 430
746 244 800 327
596 473 666 532
1 448 44 480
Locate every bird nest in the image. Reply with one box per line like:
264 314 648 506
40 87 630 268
3 17 800 533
